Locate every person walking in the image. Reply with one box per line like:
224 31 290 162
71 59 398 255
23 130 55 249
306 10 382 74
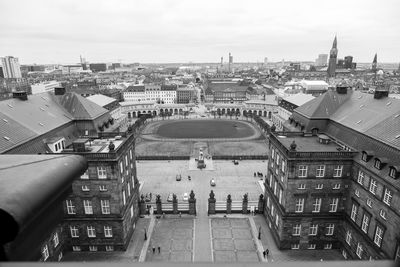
266 248 269 257
158 246 161 253
152 246 155 253
262 250 266 258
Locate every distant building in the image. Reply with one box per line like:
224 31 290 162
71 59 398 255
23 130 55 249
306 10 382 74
315 54 328 66
300 80 329 96
123 85 146 102
344 56 354 69
327 36 338 78
31 81 61 95
176 87 196 104
86 94 125 125
61 65 83 74
1 56 22 79
89 63 107 72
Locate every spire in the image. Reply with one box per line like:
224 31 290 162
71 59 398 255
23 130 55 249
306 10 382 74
373 53 377 64
332 35 337 49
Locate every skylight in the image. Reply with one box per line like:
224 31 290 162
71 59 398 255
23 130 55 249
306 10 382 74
395 114 400 118
3 136 10 141
39 122 44 126
3 119 8 123
40 107 45 111
396 134 400 139
7 104 13 108
356 120 362 124
359 105 364 108
386 102 392 106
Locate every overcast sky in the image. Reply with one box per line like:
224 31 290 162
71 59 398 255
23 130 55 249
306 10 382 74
1 0 399 64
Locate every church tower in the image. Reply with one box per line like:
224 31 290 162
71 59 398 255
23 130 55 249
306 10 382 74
327 35 338 78
372 53 377 72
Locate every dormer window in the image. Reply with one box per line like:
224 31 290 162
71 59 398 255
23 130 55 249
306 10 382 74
361 152 368 162
374 159 381 170
389 167 399 179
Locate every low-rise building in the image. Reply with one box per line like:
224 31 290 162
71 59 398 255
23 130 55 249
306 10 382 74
31 81 61 94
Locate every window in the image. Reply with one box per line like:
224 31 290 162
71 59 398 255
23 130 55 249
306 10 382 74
271 205 275 217
357 171 364 185
70 226 79 237
89 245 97 251
333 183 341 189
81 171 89 179
53 232 59 247
267 196 270 209
361 214 370 233
120 162 123 174
356 243 363 259
83 200 93 214
87 226 96 237
276 154 280 168
309 224 318 236
273 182 277 195
58 252 63 261
369 179 377 195
281 160 286 173
351 204 358 221
324 243 332 249
271 148 275 162
316 165 325 177
342 250 348 259
125 155 128 166
101 199 110 214
366 198 373 208
130 150 133 160
122 190 126 205
346 230 352 245
269 176 273 188
131 206 134 218
329 198 338 212
333 165 343 177
66 200 76 214
275 214 279 227
295 198 304 213
374 225 384 247
42 245 49 261
326 224 334 235
127 182 131 196
106 245 114 251
312 198 321 213
298 183 306 189
355 189 360 197
308 244 316 249
104 226 113 237
316 183 323 189
389 167 397 178
293 224 301 236
72 246 81 251
374 159 381 170
298 165 307 177
99 185 107 192
362 152 368 162
82 185 90 192
383 189 393 206
395 245 400 263
291 243 300 250
97 166 107 179
379 209 387 220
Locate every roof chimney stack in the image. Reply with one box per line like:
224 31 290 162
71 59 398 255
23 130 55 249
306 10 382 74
54 87 66 95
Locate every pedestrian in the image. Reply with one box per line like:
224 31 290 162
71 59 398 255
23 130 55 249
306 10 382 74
263 250 266 258
158 246 161 253
266 249 269 257
152 246 155 253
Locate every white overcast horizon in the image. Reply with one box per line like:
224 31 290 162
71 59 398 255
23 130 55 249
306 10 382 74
1 0 399 65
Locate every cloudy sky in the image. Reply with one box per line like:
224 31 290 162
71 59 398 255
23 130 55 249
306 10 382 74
1 0 399 64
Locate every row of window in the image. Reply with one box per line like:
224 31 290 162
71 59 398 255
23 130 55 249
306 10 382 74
357 170 393 206
70 225 113 238
297 183 341 190
66 199 111 215
361 152 398 179
41 233 61 261
346 228 384 259
266 197 280 228
292 223 335 236
291 243 333 250
354 189 388 220
297 165 343 178
350 203 385 248
72 245 114 252
295 197 339 213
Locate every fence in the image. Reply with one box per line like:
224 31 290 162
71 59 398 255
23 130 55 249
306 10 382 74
140 199 194 215
209 192 264 215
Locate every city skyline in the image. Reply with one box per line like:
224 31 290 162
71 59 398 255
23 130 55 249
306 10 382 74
1 0 400 64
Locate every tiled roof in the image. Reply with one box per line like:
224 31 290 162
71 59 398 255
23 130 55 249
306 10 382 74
54 93 109 120
125 85 145 92
295 90 352 119
0 113 36 153
283 93 315 107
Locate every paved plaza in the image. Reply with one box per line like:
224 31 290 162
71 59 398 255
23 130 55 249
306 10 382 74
211 218 259 262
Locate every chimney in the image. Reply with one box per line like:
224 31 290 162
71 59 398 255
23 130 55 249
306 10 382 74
54 87 66 95
12 91 28 101
374 80 389 99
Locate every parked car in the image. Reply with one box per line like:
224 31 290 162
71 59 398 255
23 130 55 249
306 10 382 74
167 193 174 202
210 178 216 186
176 174 182 181
183 192 189 201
